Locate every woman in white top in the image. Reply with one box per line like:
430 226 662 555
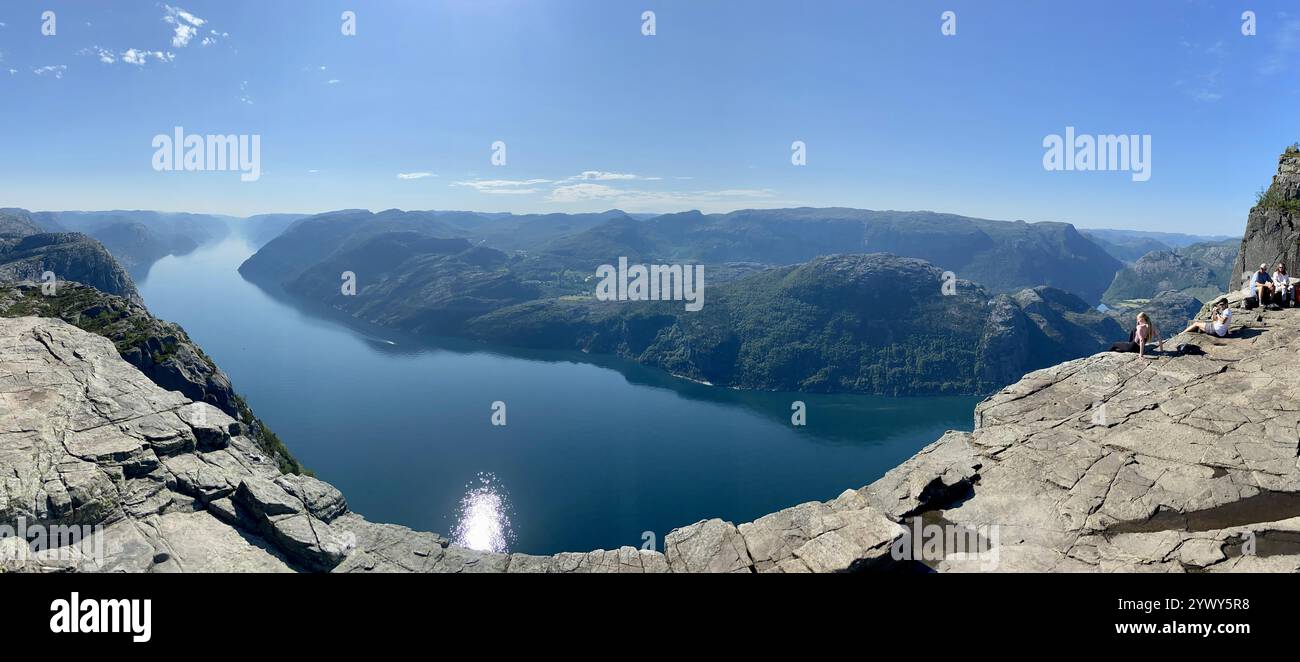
1183 299 1232 337
1273 263 1292 305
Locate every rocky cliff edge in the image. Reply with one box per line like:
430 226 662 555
4 305 1299 573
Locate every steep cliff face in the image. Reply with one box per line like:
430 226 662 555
0 281 304 475
1233 147 1300 286
0 233 140 303
0 317 342 572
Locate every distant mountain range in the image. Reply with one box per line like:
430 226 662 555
242 207 1129 303
464 254 1123 395
243 213 311 248
1081 228 1237 254
0 208 47 238
4 201 1246 395
1 208 234 278
236 206 1140 395
1100 239 1239 305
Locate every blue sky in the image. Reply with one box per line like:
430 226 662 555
0 0 1297 235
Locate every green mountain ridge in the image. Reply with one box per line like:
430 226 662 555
468 255 1123 395
248 240 1122 395
1101 238 1240 304
241 206 1126 304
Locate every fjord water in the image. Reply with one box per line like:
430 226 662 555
138 232 981 555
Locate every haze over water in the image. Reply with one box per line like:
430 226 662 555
137 231 980 554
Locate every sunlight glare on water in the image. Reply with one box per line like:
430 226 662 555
452 474 515 553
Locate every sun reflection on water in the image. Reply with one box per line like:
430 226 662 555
452 473 515 553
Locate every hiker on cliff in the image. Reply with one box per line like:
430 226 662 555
1273 263 1293 306
1133 312 1161 357
1253 264 1275 306
1110 312 1162 357
1183 298 1232 338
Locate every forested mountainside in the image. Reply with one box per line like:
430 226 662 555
242 207 1125 303
247 238 1121 395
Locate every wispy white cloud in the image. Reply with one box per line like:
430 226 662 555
121 48 173 66
85 4 203 72
546 183 622 201
547 182 776 209
327 79 341 85
239 80 253 105
1175 38 1226 103
32 65 67 79
453 173 775 209
82 46 173 66
1260 15 1300 76
453 178 551 195
82 46 116 64
200 29 226 47
163 5 207 48
397 172 437 180
566 170 662 181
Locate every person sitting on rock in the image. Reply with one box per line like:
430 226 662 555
1254 263 1275 305
1133 312 1162 357
1109 312 1163 356
1273 263 1293 306
1183 298 1232 338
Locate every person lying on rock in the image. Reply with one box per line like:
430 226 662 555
1183 298 1232 338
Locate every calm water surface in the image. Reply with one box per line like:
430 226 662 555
137 233 981 554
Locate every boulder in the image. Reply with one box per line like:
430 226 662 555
276 474 347 522
664 519 753 573
176 402 234 451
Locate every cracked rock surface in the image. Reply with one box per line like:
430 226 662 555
5 310 1300 573
891 302 1300 572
